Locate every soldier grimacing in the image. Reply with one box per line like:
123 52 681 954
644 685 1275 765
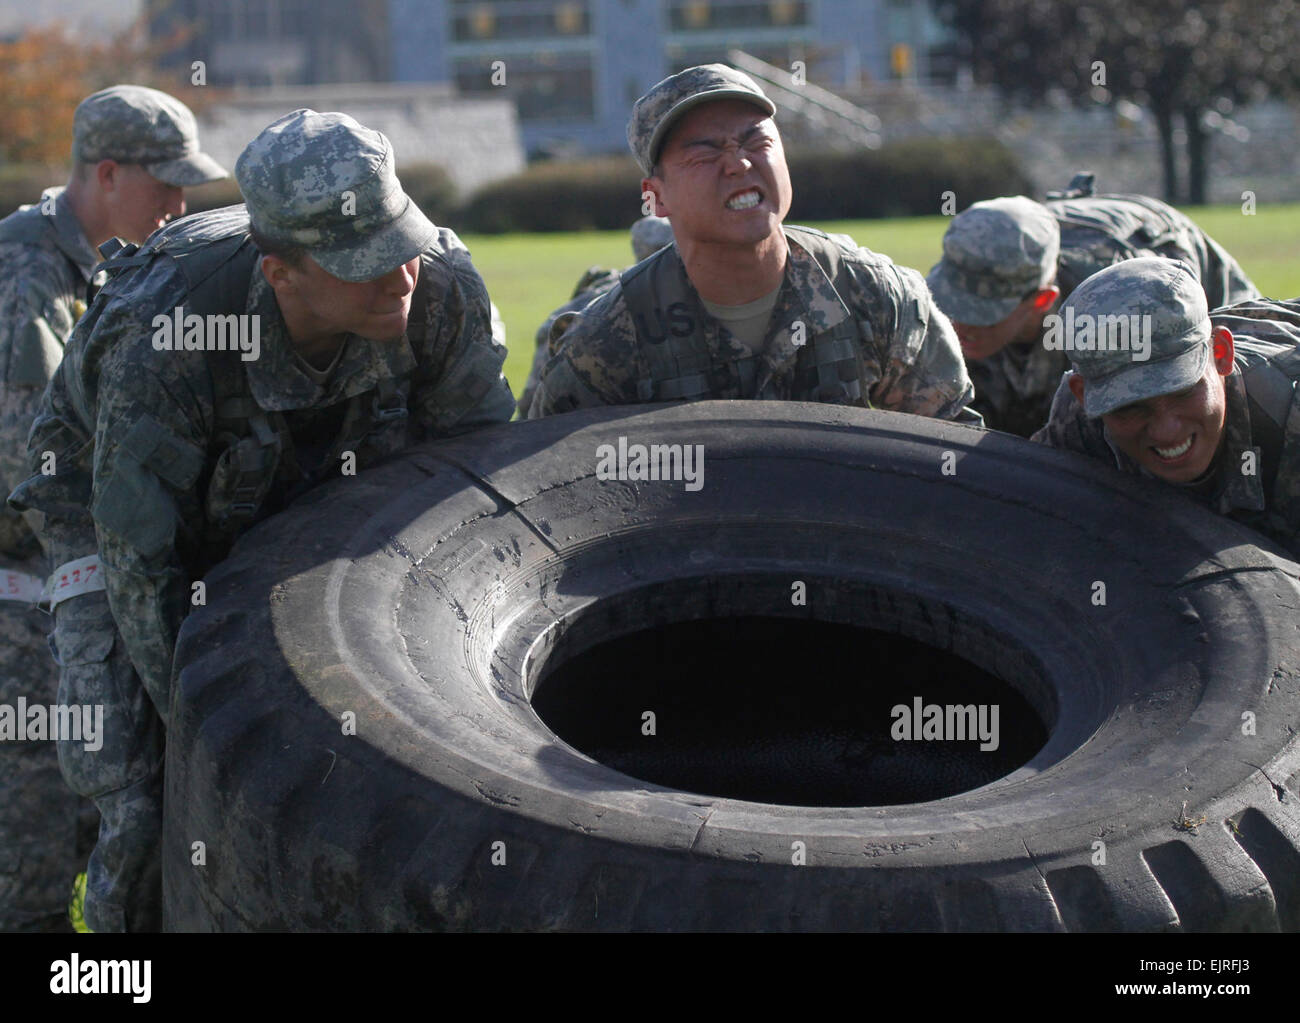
526 64 980 423
10 109 515 931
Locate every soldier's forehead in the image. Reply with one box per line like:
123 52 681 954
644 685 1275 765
667 101 775 144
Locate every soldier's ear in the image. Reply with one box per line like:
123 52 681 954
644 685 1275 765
1032 287 1060 311
1067 372 1086 407
95 159 121 193
641 177 669 218
260 253 296 291
1211 327 1235 375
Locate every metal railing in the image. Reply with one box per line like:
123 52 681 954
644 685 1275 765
728 49 881 149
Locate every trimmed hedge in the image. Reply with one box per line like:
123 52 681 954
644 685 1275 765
459 155 646 233
458 137 1033 233
397 163 458 227
1 139 1030 235
786 137 1033 221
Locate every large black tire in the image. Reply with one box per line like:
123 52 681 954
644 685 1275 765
164 401 1300 931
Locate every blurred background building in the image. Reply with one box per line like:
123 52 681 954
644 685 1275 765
147 0 946 154
0 0 138 37
0 1 1294 204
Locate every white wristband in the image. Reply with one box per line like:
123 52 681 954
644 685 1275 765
0 569 46 605
45 555 107 610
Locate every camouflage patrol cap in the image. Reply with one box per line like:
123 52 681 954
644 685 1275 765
628 64 777 175
73 85 227 186
926 197 1060 326
1064 258 1211 417
630 215 673 261
236 109 436 283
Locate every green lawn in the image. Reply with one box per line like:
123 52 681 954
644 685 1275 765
463 202 1300 402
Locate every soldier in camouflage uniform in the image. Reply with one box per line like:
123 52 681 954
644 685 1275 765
0 85 225 932
10 109 514 931
517 215 673 416
527 65 978 422
1032 258 1300 557
628 214 676 264
926 178 1259 437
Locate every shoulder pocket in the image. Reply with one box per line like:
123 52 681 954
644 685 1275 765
118 414 205 491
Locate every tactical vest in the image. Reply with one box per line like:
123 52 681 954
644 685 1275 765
617 225 864 404
90 206 410 559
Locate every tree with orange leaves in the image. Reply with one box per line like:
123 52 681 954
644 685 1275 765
0 17 205 167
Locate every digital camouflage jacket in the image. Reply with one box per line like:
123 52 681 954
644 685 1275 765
973 191 1260 438
0 188 99 561
527 225 980 424
12 204 514 710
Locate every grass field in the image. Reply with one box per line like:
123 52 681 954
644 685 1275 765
463 202 1300 401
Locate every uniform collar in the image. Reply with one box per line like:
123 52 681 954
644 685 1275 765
44 187 99 281
242 265 416 411
662 227 853 394
753 231 853 395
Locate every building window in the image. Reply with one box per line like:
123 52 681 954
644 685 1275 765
682 1 710 28
469 5 496 38
554 1 584 33
450 0 592 42
668 43 805 73
454 52 595 120
769 0 798 26
668 0 808 31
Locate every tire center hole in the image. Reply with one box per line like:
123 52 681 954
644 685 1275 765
532 615 1048 807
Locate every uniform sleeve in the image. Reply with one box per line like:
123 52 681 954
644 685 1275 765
408 250 514 436
6 292 167 734
0 251 72 390
527 289 643 418
0 387 47 556
87 328 207 713
850 259 983 425
0 258 77 555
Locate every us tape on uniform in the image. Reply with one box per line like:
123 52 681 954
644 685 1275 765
43 555 106 609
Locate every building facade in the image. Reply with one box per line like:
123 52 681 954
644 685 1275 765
149 1 948 156
392 1 947 154
149 0 392 86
